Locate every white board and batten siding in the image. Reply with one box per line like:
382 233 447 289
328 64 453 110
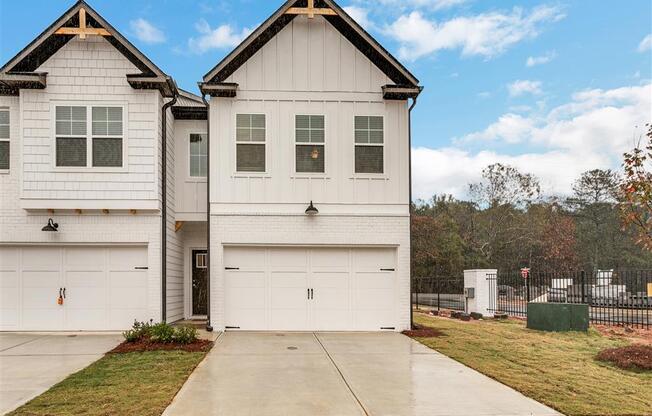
210 15 410 215
174 120 208 221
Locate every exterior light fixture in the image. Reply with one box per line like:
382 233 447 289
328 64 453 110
42 218 59 232
305 201 319 215
310 148 320 160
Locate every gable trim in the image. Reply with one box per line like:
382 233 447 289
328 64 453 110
202 0 420 89
0 1 175 96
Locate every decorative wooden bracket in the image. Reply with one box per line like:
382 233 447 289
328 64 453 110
54 8 110 39
286 0 336 19
175 221 185 232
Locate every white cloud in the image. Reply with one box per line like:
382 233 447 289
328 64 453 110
477 91 491 99
508 80 543 97
358 0 468 12
129 18 166 44
638 34 652 52
385 5 565 61
343 6 373 30
188 19 253 54
526 50 556 67
413 83 652 199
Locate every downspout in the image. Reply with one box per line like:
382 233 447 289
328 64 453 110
408 95 419 330
200 91 213 332
161 79 178 323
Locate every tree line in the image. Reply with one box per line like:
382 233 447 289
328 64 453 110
411 125 652 278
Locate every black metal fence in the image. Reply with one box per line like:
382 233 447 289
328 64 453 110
412 277 465 311
487 270 652 328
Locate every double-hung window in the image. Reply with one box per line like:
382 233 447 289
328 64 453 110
55 105 124 168
354 116 384 174
295 115 325 173
236 114 265 172
189 133 207 178
0 109 9 170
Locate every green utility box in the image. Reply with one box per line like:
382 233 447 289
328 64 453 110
526 302 589 332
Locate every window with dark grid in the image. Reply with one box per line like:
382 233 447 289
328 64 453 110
354 116 383 174
295 115 325 173
236 114 265 172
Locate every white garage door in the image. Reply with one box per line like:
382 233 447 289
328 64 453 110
224 247 397 331
0 246 149 331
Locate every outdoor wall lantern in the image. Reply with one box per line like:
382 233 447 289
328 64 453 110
42 218 59 232
305 201 319 215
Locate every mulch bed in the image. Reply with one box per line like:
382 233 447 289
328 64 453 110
596 344 652 371
109 339 213 354
402 324 445 338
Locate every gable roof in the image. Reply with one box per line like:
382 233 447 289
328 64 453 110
202 0 420 90
0 0 176 97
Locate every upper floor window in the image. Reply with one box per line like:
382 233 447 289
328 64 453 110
55 105 124 168
236 114 265 172
0 109 9 170
354 116 384 174
295 115 325 173
189 133 207 177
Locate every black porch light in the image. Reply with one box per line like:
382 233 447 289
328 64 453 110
42 218 59 232
305 201 319 215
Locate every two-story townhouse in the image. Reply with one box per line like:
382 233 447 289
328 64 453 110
0 1 210 331
0 0 421 333
199 0 421 331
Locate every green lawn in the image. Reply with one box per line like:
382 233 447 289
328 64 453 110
412 313 652 416
9 350 207 416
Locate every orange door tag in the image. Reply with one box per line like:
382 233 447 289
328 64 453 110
57 296 63 305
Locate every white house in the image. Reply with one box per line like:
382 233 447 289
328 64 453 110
0 0 421 332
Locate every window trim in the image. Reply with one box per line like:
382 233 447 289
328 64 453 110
51 101 128 172
0 108 10 173
293 113 327 177
187 131 208 182
353 114 386 177
233 112 268 176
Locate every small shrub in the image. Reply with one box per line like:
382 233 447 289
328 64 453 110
150 322 175 343
123 319 153 343
173 326 199 344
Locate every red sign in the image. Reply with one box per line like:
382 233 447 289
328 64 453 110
520 268 530 279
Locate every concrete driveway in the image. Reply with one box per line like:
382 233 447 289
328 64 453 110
0 333 122 415
164 332 560 416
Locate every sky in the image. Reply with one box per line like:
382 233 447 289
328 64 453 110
1 0 651 200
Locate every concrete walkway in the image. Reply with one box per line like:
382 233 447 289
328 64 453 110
0 333 122 415
164 332 561 416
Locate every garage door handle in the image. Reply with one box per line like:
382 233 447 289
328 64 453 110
380 268 395 272
225 267 239 270
310 288 313 299
63 288 66 299
135 267 148 270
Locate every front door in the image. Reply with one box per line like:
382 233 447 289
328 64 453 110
191 250 208 316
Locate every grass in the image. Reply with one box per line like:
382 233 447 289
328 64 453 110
8 350 207 416
412 313 652 416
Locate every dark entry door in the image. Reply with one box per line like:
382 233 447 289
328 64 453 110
191 250 208 316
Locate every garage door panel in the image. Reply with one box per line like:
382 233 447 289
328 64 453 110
109 247 147 269
65 247 105 269
270 248 308 271
271 287 307 309
226 271 265 287
66 309 106 330
225 247 266 268
311 248 349 271
23 309 64 329
271 272 307 288
270 309 308 330
0 248 19 270
110 271 148 288
354 248 395 270
66 271 105 288
22 248 61 271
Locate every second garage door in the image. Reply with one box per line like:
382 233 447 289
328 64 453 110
0 246 149 331
223 247 397 331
